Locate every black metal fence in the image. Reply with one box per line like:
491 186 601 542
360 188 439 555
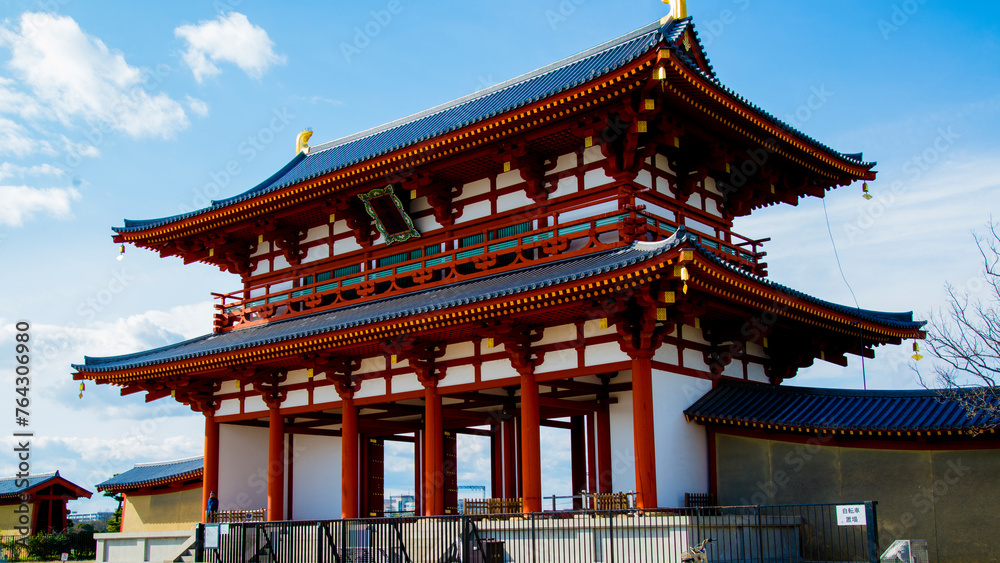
196 502 879 563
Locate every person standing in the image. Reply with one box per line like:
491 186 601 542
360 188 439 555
206 491 219 522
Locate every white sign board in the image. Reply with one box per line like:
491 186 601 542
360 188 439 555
836 504 867 526
220 523 230 535
204 524 221 549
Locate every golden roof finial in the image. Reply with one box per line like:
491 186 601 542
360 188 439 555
296 129 313 155
661 0 687 22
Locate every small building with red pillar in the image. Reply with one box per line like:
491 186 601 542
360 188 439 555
74 14 925 523
0 472 91 535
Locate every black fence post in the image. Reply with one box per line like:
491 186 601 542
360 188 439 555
866 501 880 563
461 516 469 563
195 523 203 563
756 505 764 563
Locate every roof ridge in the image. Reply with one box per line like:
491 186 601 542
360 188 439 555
0 471 57 482
133 455 204 468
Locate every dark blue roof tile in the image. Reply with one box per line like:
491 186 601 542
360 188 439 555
685 381 1000 433
96 457 203 492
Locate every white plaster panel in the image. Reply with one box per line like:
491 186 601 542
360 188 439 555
414 215 438 233
535 347 577 375
357 356 387 375
336 236 362 254
634 169 652 189
705 198 721 217
686 192 702 209
440 364 475 387
458 200 491 223
457 178 491 201
496 170 521 190
582 146 604 165
243 394 267 415
656 175 674 196
355 377 386 399
747 363 769 383
441 341 475 362
411 195 431 212
551 175 577 198
392 373 423 394
722 359 743 379
681 324 709 345
283 389 309 409
549 152 577 174
481 359 518 382
745 341 767 359
653 343 679 366
314 383 340 405
582 318 616 338
303 225 327 244
703 176 722 196
651 369 710 507
218 424 268 512
215 398 241 417
585 341 630 367
607 391 635 493
270 280 293 293
497 191 533 213
559 200 617 224
272 255 290 271
285 369 310 386
333 219 351 235
684 218 717 238
583 168 612 190
252 261 269 276
250 286 266 298
251 241 271 258
302 244 330 263
538 324 576 346
682 348 707 371
291 434 342 519
655 153 672 173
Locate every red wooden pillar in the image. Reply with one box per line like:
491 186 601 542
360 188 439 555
520 369 541 512
631 353 658 509
203 411 220 523
423 383 444 515
267 405 285 521
341 394 359 518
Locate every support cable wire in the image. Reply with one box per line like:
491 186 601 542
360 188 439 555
822 197 868 390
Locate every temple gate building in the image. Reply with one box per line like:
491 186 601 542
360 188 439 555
74 13 926 526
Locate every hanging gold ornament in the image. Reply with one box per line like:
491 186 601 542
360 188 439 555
862 182 872 201
117 244 125 261
912 342 923 361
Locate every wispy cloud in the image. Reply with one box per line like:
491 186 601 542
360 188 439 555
0 184 80 226
0 12 190 139
175 12 286 83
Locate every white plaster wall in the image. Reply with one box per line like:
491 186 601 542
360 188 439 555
392 373 423 393
496 170 521 190
272 255 290 271
291 434 342 519
332 219 351 236
302 244 330 263
583 168 612 190
651 369 710 507
335 236 362 255
585 341 629 367
218 424 269 512
459 200 491 222
705 198 721 217
303 226 327 244
251 241 271 258
440 364 475 387
582 146 603 165
535 347 577 375
682 348 707 372
243 395 267 415
314 383 340 405
582 318 616 338
440 342 474 362
560 200 617 224
283 389 309 409
551 175 577 198
656 175 673 196
549 152 576 174
413 215 438 234
537 324 576 346
654 154 673 174
481 359 518 382
653 343 679 366
357 356 386 375
607 389 635 493
456 178 490 201
703 176 722 196
497 191 533 213
354 377 386 399
747 363 769 383
215 398 240 417
634 169 652 189
411 195 431 212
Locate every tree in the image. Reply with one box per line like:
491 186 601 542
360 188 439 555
103 485 124 533
920 220 1000 426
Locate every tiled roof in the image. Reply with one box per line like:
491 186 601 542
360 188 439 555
114 17 866 235
96 457 203 492
0 471 92 500
0 472 58 499
74 230 920 374
685 381 1000 434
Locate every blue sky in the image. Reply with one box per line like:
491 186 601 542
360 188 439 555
0 1 998 514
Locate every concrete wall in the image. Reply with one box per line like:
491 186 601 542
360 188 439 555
121 487 201 533
218 424 272 514
95 530 194 563
291 434 342 519
714 432 1000 563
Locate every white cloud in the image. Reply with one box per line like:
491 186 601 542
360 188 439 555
0 184 80 226
0 116 44 156
0 162 65 181
175 12 286 83
186 95 210 117
0 12 189 139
